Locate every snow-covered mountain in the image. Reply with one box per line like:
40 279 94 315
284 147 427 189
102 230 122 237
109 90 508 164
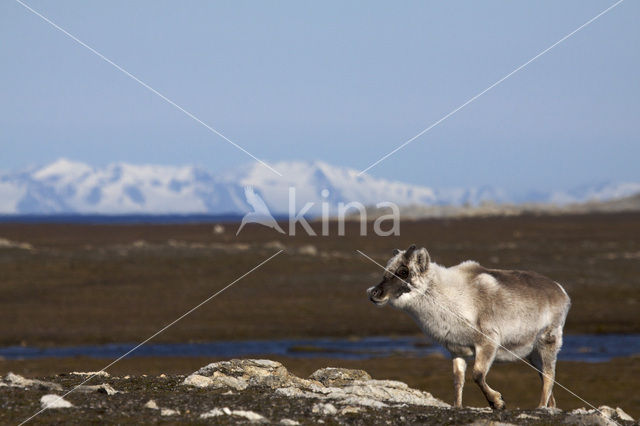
0 159 638 215
0 159 247 215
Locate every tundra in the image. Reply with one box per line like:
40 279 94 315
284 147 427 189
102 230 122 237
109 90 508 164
367 245 571 409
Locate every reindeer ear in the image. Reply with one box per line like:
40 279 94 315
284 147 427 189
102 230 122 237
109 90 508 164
404 245 416 259
415 247 430 273
392 248 401 256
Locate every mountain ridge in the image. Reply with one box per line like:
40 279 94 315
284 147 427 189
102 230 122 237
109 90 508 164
1 159 639 215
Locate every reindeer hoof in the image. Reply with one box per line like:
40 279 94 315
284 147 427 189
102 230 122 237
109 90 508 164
489 397 506 410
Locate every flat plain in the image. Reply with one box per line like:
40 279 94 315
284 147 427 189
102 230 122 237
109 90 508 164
0 213 639 417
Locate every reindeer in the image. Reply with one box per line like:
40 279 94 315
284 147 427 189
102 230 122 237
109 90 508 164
367 245 571 409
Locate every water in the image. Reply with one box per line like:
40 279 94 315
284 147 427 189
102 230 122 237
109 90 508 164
1 335 638 362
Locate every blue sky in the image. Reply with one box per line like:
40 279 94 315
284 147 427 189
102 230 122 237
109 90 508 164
1 0 638 191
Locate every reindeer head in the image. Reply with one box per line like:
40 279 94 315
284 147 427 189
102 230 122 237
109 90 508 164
367 244 431 307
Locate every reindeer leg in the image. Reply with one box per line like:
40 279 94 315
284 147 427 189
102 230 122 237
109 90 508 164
536 328 561 408
530 346 557 409
537 353 557 408
473 341 505 410
529 349 546 407
452 357 467 407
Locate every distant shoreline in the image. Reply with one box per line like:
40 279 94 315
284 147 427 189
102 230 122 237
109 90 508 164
0 213 249 224
3 189 640 224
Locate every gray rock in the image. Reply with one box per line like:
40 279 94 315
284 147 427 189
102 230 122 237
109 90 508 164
199 406 267 423
339 406 362 415
312 402 337 416
0 238 33 250
5 372 62 391
297 244 318 256
200 408 226 418
182 374 214 388
592 406 634 422
276 377 448 409
274 387 312 399
279 419 300 425
264 240 286 250
40 394 73 409
144 399 159 410
210 372 248 390
333 395 386 408
329 379 448 407
614 407 634 422
183 371 248 390
188 359 449 410
69 371 110 377
184 359 449 411
195 359 283 378
160 408 180 416
566 412 616 426
309 367 371 386
468 407 494 413
516 413 540 420
468 421 517 426
185 359 317 390
536 406 563 415
230 409 268 423
143 398 181 417
568 405 635 425
76 383 119 395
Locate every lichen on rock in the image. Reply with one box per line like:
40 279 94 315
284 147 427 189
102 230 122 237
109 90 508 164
183 359 319 391
309 367 372 386
183 359 449 410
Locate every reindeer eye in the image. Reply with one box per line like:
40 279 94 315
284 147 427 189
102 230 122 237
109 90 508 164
396 267 409 279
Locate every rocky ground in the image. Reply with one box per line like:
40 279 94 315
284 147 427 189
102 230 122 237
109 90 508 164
1 216 639 423
0 359 635 425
